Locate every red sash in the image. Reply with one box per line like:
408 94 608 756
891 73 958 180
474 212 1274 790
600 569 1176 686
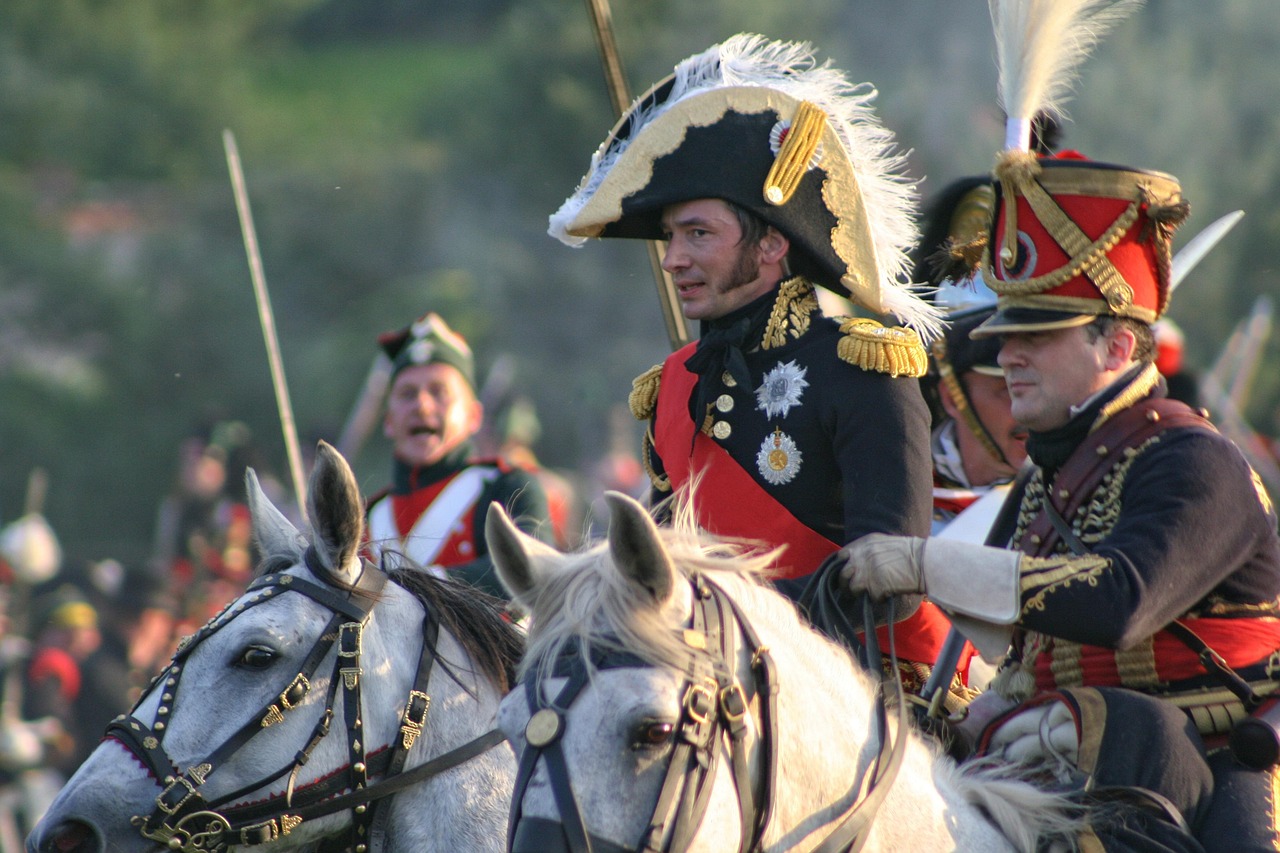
654 347 955 665
1035 617 1280 690
654 346 839 578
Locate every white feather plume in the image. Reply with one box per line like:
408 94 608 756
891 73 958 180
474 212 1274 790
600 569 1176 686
990 0 1143 139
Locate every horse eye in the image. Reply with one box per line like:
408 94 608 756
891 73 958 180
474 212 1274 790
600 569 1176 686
632 721 675 750
237 646 277 669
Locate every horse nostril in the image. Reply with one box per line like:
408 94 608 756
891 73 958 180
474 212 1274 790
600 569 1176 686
43 819 99 853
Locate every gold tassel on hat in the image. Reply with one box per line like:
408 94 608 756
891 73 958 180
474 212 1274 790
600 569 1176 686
763 101 827 206
993 149 1041 269
837 318 928 378
629 363 664 420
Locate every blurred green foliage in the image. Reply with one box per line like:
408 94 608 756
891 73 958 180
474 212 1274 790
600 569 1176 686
1 0 1278 574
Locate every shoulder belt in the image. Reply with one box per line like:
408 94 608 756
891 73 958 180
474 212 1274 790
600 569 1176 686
367 465 500 569
1021 397 1215 558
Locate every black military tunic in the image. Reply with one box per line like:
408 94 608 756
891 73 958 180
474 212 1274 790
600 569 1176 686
633 278 951 671
983 363 1280 852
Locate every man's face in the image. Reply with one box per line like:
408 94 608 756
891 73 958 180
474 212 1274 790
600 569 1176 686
998 325 1114 432
659 198 782 321
383 362 482 467
953 371 1028 480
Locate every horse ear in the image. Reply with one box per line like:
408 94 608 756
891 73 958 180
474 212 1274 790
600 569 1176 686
246 467 304 570
604 490 675 605
306 441 365 583
486 501 559 601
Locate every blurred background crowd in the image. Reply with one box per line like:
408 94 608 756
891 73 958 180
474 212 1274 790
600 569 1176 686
4 0 1280 845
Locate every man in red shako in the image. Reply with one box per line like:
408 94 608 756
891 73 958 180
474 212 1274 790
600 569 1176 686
365 312 551 601
840 4 1280 844
547 34 959 698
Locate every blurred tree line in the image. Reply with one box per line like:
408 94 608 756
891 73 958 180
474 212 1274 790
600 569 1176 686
1 0 1278 572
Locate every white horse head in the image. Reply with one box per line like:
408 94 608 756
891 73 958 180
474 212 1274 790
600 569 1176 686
490 490 1085 853
29 441 518 853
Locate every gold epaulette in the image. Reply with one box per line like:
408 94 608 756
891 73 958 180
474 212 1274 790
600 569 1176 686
836 318 928 378
628 363 663 420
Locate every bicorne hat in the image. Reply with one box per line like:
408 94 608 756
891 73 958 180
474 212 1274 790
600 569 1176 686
549 34 941 338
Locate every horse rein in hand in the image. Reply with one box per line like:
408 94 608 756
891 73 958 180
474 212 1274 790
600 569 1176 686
105 549 505 853
508 573 780 853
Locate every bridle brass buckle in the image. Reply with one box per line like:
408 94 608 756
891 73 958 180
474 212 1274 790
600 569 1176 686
683 681 716 725
720 683 748 723
155 768 205 816
400 689 432 749
338 621 363 658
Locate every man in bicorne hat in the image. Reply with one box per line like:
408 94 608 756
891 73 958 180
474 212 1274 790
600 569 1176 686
549 34 960 697
365 312 551 601
842 142 1280 849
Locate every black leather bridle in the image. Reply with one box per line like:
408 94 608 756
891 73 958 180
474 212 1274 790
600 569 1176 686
508 573 778 853
507 572 909 853
106 549 505 853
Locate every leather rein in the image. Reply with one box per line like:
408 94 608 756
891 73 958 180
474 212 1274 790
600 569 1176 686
106 549 504 853
507 573 907 853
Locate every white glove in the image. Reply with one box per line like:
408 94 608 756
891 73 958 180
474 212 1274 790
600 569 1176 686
987 699 1079 770
838 533 926 599
841 534 1023 662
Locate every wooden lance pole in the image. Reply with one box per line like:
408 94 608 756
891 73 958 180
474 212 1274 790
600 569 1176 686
582 0 690 351
223 129 308 518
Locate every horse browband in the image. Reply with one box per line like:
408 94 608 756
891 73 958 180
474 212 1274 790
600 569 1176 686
106 551 503 853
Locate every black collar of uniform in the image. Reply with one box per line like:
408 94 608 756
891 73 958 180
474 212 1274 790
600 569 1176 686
392 443 475 493
1026 364 1161 477
683 286 779 444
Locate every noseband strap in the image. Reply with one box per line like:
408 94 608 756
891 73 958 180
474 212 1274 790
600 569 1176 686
108 562 504 853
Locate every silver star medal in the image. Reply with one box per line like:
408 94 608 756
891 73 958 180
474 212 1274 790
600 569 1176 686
757 428 801 486
755 362 807 485
755 360 808 418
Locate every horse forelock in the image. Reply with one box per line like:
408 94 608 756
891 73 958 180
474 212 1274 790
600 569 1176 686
520 522 785 684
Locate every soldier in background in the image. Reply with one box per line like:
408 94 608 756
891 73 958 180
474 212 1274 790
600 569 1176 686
365 312 551 601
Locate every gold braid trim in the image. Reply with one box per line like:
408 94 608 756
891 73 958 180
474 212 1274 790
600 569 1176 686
993 149 1041 266
1093 364 1160 430
988 149 1143 312
1019 554 1112 612
1144 196 1191 316
640 427 671 493
763 101 827 206
1189 596 1280 618
762 277 818 349
983 196 1140 299
628 363 663 420
932 337 1007 465
837 318 928 377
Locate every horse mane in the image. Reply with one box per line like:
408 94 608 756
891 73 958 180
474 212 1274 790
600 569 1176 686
519 495 794 683
386 561 525 695
257 540 523 695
